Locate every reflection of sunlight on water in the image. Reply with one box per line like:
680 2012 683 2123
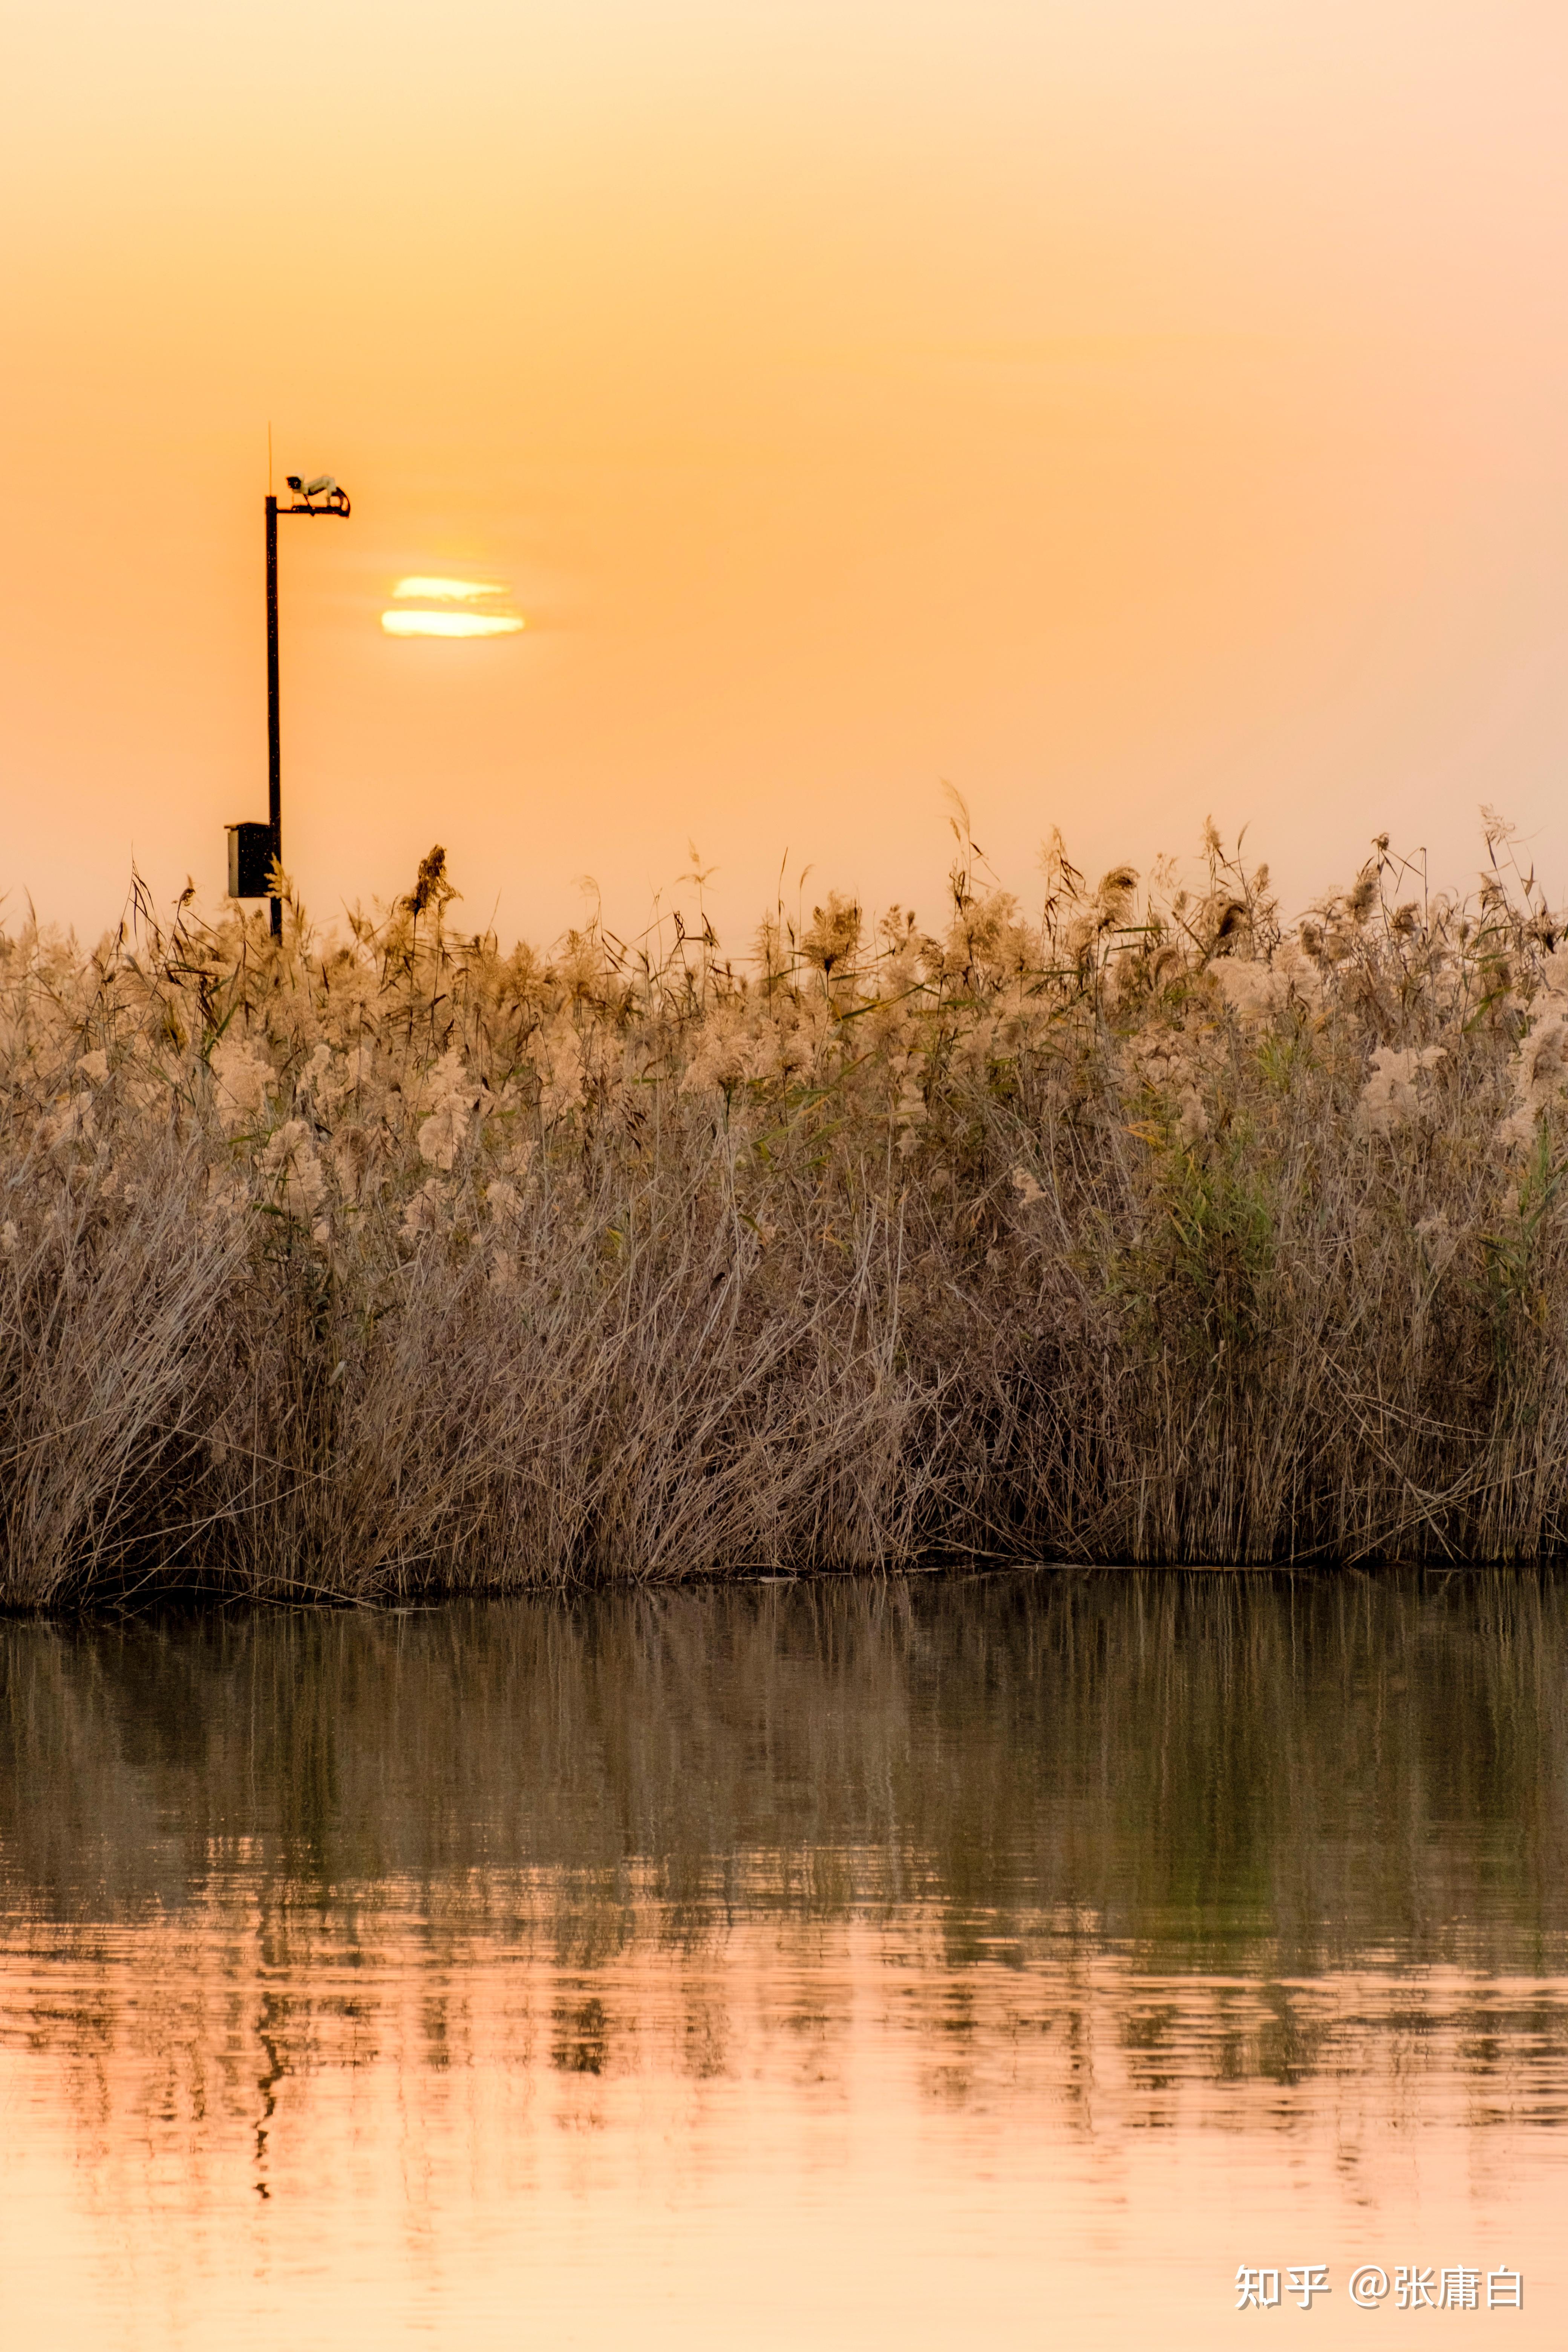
3 1574 1568 2345
3 1914 1567 2350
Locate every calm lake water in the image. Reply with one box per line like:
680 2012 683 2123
2 1570 1566 2347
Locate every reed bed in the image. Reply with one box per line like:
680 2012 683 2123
3 815 1567 1606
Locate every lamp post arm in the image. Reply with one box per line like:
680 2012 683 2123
280 492 351 519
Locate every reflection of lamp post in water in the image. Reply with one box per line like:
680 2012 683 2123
227 472 351 939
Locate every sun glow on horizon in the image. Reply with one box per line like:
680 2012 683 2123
392 576 508 602
382 609 526 638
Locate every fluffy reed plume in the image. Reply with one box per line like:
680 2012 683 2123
3 811 1568 1606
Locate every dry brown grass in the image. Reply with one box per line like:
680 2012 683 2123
4 813 1568 1606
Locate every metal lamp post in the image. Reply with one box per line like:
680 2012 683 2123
228 472 351 938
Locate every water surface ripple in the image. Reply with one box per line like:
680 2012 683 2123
3 1570 1565 2346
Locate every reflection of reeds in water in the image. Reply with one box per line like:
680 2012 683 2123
4 1574 1568 2190
9 820 1568 1598
5 1571 1568 1963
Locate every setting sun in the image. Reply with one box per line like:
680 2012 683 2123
381 609 525 638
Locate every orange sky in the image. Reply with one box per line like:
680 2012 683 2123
4 0 1568 948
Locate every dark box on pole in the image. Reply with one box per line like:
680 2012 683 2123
227 823 275 900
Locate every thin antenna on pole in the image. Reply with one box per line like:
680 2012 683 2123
267 422 273 496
